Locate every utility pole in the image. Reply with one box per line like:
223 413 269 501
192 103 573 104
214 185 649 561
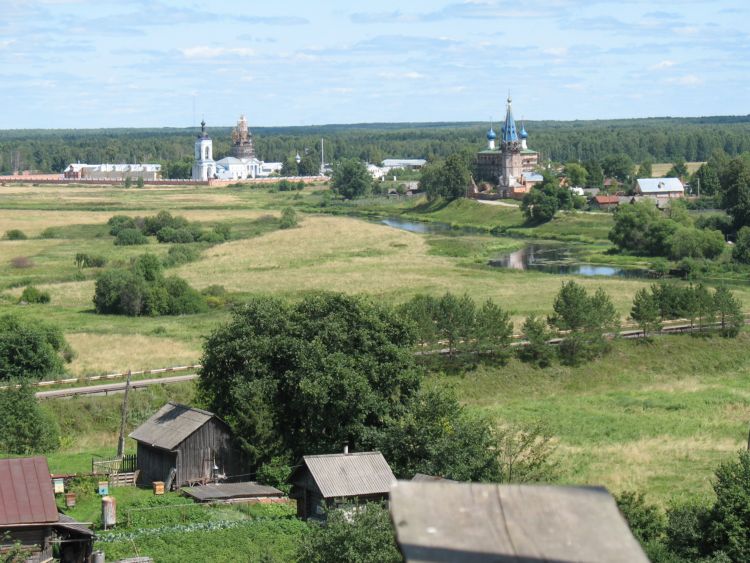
320 138 325 175
117 370 132 458
696 176 700 199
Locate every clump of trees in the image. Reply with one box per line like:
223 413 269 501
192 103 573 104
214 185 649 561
548 281 620 365
609 201 726 261
93 253 207 317
331 159 372 199
398 292 513 360
279 207 298 229
74 253 107 269
419 153 472 201
198 292 555 484
0 314 74 381
521 172 581 223
107 212 231 246
19 285 51 304
4 229 27 240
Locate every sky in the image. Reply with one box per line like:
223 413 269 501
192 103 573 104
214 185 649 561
1 0 748 129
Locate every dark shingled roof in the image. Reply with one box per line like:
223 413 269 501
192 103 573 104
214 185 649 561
129 402 219 451
390 482 649 563
295 452 395 499
0 456 58 526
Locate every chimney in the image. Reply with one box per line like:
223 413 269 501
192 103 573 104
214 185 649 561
344 444 349 455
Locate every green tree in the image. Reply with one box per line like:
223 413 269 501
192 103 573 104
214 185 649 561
0 315 73 381
732 226 750 264
123 176 132 188
518 315 553 367
549 280 591 331
609 202 678 256
435 292 475 357
441 154 470 200
694 284 716 332
692 163 722 197
601 154 635 183
616 491 666 545
198 293 420 466
136 176 145 188
280 156 298 177
706 450 750 561
475 299 513 361
0 381 60 454
637 159 653 178
298 155 319 177
666 158 688 179
377 385 503 482
331 159 372 199
418 160 444 201
564 162 588 187
722 158 750 229
298 504 401 563
398 294 438 349
630 288 662 338
713 286 744 338
584 160 604 189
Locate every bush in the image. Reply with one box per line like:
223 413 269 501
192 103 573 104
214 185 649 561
163 245 200 267
0 382 60 454
4 229 27 240
143 211 189 236
107 215 138 236
668 227 726 260
75 253 107 268
0 314 73 380
616 491 666 545
156 227 197 244
115 228 148 246
198 230 225 244
732 226 750 264
10 256 33 268
39 227 61 239
20 285 51 304
279 207 298 229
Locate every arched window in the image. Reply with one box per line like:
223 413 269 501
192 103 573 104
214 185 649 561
205 146 210 160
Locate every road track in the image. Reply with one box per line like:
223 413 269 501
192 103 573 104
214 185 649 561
35 373 198 399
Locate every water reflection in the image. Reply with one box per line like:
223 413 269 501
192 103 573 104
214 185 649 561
489 244 651 278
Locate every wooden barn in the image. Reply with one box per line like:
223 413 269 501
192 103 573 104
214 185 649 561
289 451 395 520
129 402 235 489
0 457 93 563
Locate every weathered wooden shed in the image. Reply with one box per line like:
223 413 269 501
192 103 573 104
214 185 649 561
389 481 650 563
129 402 235 489
0 456 94 563
289 451 395 520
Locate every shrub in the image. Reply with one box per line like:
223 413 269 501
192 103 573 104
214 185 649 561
114 228 148 246
616 491 666 545
39 227 60 239
10 256 33 268
4 229 27 240
732 226 750 264
156 227 196 244
668 227 726 260
198 230 225 244
75 253 107 269
212 224 231 241
143 211 190 236
279 207 298 229
107 215 137 236
0 314 73 380
162 276 208 315
20 285 51 304
163 245 200 267
0 382 60 454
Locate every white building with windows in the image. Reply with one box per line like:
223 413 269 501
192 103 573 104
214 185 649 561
192 120 216 181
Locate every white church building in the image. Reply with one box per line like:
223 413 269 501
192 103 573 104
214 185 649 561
191 117 268 181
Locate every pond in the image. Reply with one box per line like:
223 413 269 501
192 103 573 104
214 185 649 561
487 244 652 278
379 217 653 279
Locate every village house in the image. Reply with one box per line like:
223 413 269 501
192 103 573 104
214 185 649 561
591 195 620 211
289 450 395 520
635 177 684 199
0 457 93 563
129 402 237 489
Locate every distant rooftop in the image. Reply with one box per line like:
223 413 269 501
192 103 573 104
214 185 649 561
636 177 684 193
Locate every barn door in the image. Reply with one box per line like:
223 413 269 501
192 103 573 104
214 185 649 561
202 449 214 483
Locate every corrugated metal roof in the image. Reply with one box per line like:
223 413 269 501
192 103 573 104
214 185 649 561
302 452 395 498
0 457 59 526
390 482 649 563
129 402 216 451
637 177 684 194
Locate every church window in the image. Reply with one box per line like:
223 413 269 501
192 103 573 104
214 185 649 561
205 146 210 160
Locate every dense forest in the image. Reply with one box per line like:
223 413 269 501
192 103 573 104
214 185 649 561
2 115 750 175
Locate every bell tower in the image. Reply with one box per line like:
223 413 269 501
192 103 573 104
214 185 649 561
192 120 215 181
500 97 522 188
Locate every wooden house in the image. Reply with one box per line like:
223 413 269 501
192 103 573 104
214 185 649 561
289 451 395 520
0 457 93 563
390 481 649 563
129 402 235 489
591 195 620 211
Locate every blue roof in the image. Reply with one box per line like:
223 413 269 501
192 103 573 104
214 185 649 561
501 98 518 144
487 128 496 140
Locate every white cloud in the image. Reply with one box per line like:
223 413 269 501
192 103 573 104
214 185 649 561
181 46 255 60
672 26 699 35
0 39 16 48
543 47 568 57
378 71 427 80
563 83 585 91
650 59 676 70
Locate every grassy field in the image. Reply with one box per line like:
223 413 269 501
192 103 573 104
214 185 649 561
439 332 750 505
652 161 705 177
2 182 750 509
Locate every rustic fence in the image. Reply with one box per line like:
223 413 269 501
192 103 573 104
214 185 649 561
92 453 137 475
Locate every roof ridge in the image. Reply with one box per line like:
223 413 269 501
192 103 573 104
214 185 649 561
303 451 383 459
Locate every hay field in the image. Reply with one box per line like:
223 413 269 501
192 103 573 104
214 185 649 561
651 161 705 177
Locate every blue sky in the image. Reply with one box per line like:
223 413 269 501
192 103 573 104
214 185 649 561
1 0 748 128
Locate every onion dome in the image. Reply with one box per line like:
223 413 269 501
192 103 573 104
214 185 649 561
520 125 528 139
487 128 497 141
